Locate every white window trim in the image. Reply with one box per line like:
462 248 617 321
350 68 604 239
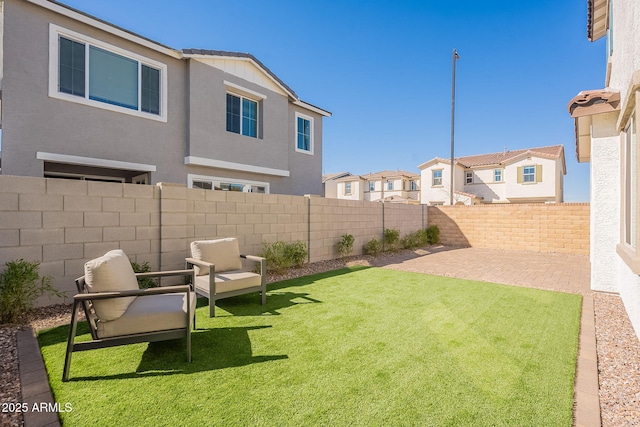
184 156 289 177
187 174 270 193
295 112 314 155
432 169 443 187
36 151 156 172
344 182 352 196
48 24 168 122
465 171 474 184
226 91 260 138
494 168 503 182
523 165 536 183
224 81 267 100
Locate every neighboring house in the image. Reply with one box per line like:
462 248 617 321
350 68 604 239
418 145 566 205
567 0 640 338
322 172 352 198
332 170 420 203
0 0 331 196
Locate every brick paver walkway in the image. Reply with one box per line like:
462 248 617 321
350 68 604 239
372 246 599 427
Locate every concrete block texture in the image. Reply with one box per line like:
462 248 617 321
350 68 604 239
427 204 589 255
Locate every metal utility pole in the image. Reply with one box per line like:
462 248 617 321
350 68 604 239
450 49 460 206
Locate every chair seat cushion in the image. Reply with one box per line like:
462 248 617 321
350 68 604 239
84 249 139 321
97 291 196 338
194 271 261 296
190 238 243 276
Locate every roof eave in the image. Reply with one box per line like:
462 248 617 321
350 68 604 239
588 0 609 42
28 0 182 59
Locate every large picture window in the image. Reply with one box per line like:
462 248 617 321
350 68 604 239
50 25 167 121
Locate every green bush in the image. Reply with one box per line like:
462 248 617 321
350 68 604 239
363 238 382 256
0 259 63 324
402 229 430 249
336 234 355 258
130 260 159 289
426 225 440 245
383 228 400 251
261 241 308 273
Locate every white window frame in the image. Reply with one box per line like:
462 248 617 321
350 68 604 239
48 24 168 122
187 174 270 193
344 182 352 195
369 181 375 192
295 112 314 155
226 91 260 138
386 180 393 191
465 171 474 184
410 180 418 191
523 166 536 183
494 169 503 182
432 169 443 187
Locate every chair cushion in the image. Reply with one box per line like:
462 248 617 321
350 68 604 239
190 238 243 275
97 291 196 338
84 250 139 321
194 271 261 295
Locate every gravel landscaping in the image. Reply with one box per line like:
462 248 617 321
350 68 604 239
1 251 639 426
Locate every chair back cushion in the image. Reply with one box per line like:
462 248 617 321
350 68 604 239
84 249 139 321
190 238 243 275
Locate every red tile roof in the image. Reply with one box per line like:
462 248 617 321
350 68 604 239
456 145 565 168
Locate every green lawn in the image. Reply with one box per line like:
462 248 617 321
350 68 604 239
39 267 581 426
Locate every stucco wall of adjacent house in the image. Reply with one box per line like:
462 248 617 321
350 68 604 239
286 106 324 196
504 156 558 201
463 167 506 202
337 180 364 201
420 162 464 205
0 0 188 183
186 59 290 174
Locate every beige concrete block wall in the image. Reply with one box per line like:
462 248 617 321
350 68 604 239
427 204 590 255
0 176 160 305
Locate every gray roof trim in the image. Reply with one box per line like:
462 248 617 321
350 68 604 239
183 49 298 100
31 0 181 58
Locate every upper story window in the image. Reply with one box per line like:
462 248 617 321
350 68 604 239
344 182 352 195
226 93 258 137
295 113 314 154
410 180 418 191
523 166 536 183
494 169 503 182
465 171 474 184
432 170 443 186
49 25 167 121
387 180 393 191
369 182 375 192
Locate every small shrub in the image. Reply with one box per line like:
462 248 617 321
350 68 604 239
130 260 159 289
336 234 355 258
384 228 400 251
261 241 308 273
285 241 308 268
0 259 63 324
401 232 420 250
415 229 430 247
363 238 382 256
426 225 440 245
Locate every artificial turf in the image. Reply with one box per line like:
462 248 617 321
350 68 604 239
39 267 581 426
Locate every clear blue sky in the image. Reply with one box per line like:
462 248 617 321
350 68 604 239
59 0 605 202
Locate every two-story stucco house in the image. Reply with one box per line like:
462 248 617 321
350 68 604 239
567 0 640 338
331 170 420 204
0 0 331 195
418 145 566 205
